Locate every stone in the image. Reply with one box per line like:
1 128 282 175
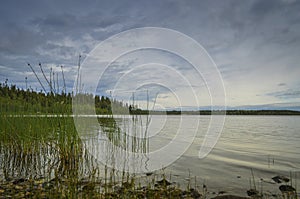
279 185 296 193
272 176 289 183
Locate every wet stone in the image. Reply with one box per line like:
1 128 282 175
247 189 259 197
156 179 171 186
279 185 296 193
190 188 201 199
272 175 290 183
12 178 27 185
146 172 153 176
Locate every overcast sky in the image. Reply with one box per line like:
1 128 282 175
1 0 300 110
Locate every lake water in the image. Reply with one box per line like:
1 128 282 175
88 115 300 196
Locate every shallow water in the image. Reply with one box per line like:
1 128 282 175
89 115 300 196
165 115 300 196
2 115 299 196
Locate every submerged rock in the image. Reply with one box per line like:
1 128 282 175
12 178 27 185
145 172 153 176
279 185 296 193
272 175 289 183
260 178 276 184
247 189 259 197
190 188 201 199
156 179 171 186
121 181 133 189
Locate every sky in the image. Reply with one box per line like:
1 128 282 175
0 0 300 110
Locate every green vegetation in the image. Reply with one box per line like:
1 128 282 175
0 82 128 115
0 110 203 198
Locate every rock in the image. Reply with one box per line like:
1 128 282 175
279 185 296 193
260 178 276 184
146 172 153 176
190 188 201 199
42 182 54 189
82 183 95 191
156 179 171 186
272 175 289 184
12 178 27 185
114 185 124 194
247 189 259 197
122 181 133 189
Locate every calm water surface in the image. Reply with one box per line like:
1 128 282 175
93 115 300 196
165 115 300 195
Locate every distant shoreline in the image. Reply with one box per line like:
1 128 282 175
2 110 300 116
131 109 300 115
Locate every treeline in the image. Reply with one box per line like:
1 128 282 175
0 83 128 114
198 110 300 115
1 82 299 115
221 110 300 115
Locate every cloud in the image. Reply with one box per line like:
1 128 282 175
267 89 300 99
278 83 286 87
0 0 300 109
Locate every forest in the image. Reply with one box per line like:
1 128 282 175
0 82 127 115
1 81 300 115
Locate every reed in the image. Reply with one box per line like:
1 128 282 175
0 110 200 198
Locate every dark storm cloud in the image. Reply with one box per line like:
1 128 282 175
0 0 300 108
